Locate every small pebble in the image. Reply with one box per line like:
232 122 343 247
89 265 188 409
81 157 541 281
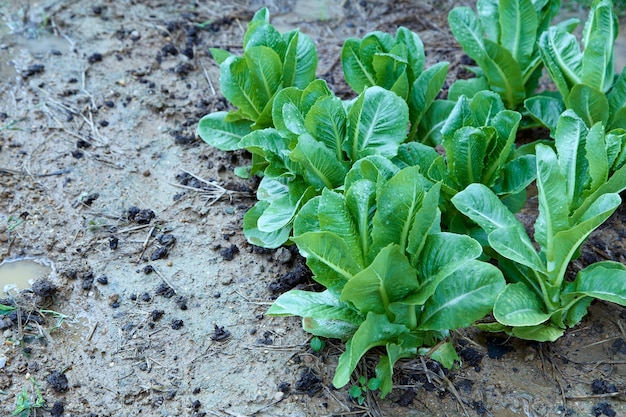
273 247 292 264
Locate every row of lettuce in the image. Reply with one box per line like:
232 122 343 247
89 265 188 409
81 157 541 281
197 0 626 397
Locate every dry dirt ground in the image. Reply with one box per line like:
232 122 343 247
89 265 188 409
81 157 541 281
1 1 626 416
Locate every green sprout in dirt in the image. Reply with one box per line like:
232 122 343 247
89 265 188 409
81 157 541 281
39 309 69 333
310 336 325 353
1 300 69 346
349 375 381 405
7 215 25 240
0 118 25 132
0 303 15 314
11 377 45 417
5 214 27 256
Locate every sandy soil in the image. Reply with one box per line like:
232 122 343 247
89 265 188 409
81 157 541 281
1 1 626 416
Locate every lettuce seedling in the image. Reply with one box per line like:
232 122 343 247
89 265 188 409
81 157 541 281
341 27 449 142
452 110 626 342
529 0 626 132
197 8 318 150
448 0 561 109
269 163 504 396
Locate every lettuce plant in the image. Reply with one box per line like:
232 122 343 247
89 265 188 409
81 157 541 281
399 91 536 215
269 163 505 396
197 8 318 150
528 0 626 132
198 8 415 248
241 84 409 248
341 27 450 142
452 111 626 341
448 0 561 109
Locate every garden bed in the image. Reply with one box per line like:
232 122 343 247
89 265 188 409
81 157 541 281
1 1 626 416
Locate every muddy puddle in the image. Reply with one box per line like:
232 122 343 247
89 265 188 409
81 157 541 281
0 258 52 293
0 6 70 79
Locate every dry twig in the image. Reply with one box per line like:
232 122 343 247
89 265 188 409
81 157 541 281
171 169 252 205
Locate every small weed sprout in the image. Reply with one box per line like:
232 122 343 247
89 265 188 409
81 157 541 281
7 215 25 241
349 375 381 405
310 336 325 352
0 119 25 132
11 377 45 417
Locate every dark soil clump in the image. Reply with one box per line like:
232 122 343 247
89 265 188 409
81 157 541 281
592 402 616 417
32 278 56 299
294 367 321 397
471 400 488 415
47 371 69 392
50 401 64 417
459 347 484 370
128 207 155 224
256 330 273 345
175 295 188 310
151 309 164 321
10 310 45 326
268 263 311 294
591 379 618 395
610 338 626 355
155 283 175 298
395 388 416 407
88 52 103 63
150 246 169 260
210 324 230 341
22 64 44 77
486 337 513 359
219 244 239 261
